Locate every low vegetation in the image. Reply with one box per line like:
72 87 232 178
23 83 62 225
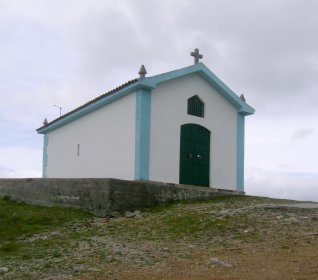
0 195 318 279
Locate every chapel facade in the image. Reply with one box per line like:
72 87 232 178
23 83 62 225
37 49 255 192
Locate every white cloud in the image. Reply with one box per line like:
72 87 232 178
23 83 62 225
0 147 42 178
245 168 318 202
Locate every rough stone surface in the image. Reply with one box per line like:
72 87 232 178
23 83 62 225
0 178 242 216
0 267 9 273
125 210 142 219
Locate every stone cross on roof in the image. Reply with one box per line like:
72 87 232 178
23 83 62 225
190 48 203 64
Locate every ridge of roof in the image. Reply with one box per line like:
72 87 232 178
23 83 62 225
37 78 139 132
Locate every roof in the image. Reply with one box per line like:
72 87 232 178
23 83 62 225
36 78 139 133
37 63 255 134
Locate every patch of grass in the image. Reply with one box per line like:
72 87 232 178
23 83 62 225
69 231 83 240
0 198 92 241
0 197 92 256
281 245 291 250
162 213 232 237
104 195 287 243
2 195 12 201
1 242 20 253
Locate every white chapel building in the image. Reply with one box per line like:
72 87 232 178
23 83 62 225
37 49 255 192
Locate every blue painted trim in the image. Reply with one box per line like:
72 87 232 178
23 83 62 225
236 113 245 192
135 88 152 180
42 134 49 178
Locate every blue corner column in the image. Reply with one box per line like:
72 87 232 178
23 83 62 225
135 87 152 180
236 113 245 192
42 134 49 178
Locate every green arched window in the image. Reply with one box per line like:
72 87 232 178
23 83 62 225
187 95 204 118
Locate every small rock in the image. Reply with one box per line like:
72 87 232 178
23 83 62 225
74 265 86 272
125 211 136 218
87 268 101 272
0 267 9 273
134 212 143 219
125 210 142 218
110 211 121 218
210 258 232 268
284 217 299 224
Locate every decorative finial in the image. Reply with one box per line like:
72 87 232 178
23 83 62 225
138 65 147 79
43 118 48 126
240 94 246 102
190 48 203 64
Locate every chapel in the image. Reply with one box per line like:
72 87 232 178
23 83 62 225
37 49 255 192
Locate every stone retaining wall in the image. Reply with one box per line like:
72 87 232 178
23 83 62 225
0 178 243 216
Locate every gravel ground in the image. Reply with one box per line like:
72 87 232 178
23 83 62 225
1 196 318 280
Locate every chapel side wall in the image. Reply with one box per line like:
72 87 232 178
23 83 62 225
45 93 136 179
149 74 238 190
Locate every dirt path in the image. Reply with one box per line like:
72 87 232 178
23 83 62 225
109 242 318 280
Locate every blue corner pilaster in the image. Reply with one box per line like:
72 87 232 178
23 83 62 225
236 113 245 192
42 134 49 178
135 87 152 180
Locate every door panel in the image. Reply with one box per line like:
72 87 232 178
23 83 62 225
179 124 210 187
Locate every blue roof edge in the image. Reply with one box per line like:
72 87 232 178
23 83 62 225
37 81 154 134
145 63 255 115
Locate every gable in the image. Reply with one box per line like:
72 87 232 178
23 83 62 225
143 63 255 116
150 73 238 125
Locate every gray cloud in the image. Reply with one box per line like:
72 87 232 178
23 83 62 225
292 128 314 140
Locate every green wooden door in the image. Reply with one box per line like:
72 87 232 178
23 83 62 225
179 124 210 187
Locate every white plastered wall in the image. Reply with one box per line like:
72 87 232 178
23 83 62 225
149 73 238 190
46 93 136 179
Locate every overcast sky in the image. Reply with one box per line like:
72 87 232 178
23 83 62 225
1 0 317 201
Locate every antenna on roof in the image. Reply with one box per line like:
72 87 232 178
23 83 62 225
43 118 48 126
53 104 62 117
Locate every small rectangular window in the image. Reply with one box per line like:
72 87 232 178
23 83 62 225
77 144 80 156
